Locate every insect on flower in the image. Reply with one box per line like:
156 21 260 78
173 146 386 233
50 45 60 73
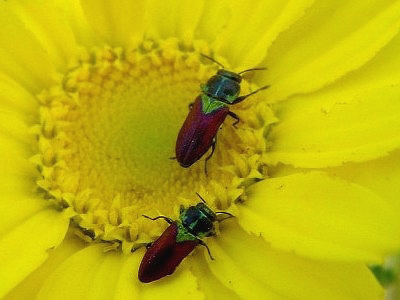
175 54 269 173
138 193 234 283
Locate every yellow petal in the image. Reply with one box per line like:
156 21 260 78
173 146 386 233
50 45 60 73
0 130 35 168
0 74 37 114
140 251 204 300
326 149 400 215
0 206 70 298
80 0 147 47
49 0 98 47
0 127 35 203
264 84 400 168
261 0 400 102
37 245 204 300
88 250 138 300
7 0 78 71
0 193 43 239
36 245 130 300
188 254 240 300
146 0 205 42
328 30 400 95
4 231 86 300
211 0 316 68
269 150 400 215
176 0 205 43
268 29 400 112
194 0 231 45
0 140 39 235
239 172 400 262
207 223 383 299
0 2 59 92
0 110 33 147
0 81 37 180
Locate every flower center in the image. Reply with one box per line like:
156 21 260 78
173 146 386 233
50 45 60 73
33 39 275 251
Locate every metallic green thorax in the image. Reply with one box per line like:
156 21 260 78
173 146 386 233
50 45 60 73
200 94 227 114
175 222 199 243
175 203 217 243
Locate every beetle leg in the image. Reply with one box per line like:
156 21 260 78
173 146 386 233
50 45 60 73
198 239 215 260
204 137 216 176
228 111 240 128
130 241 152 252
142 215 173 224
234 84 270 104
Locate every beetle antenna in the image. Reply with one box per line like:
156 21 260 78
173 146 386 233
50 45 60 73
216 211 234 217
216 211 235 222
196 192 207 204
238 67 267 75
200 54 225 69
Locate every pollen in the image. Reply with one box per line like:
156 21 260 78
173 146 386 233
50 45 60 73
32 39 276 252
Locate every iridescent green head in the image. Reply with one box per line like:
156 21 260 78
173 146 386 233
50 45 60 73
179 202 217 238
203 70 241 104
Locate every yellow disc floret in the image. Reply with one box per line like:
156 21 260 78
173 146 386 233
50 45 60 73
31 39 276 252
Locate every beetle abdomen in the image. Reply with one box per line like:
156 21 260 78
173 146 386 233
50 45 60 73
175 96 229 167
138 223 198 283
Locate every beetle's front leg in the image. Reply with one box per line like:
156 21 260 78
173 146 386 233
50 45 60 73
198 239 215 260
228 111 240 128
131 241 153 252
142 215 173 224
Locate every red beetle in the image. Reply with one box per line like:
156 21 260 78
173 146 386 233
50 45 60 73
138 194 233 283
138 222 198 283
175 56 269 171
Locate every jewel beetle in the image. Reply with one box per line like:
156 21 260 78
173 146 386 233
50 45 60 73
138 193 233 283
175 55 269 171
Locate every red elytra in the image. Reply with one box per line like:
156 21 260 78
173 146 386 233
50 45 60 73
175 95 229 168
138 222 199 283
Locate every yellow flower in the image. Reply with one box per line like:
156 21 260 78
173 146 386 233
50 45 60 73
1 0 400 299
